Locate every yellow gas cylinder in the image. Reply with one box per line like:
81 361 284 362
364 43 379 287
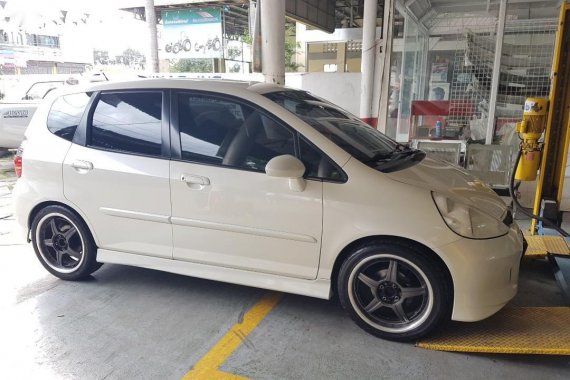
515 98 549 181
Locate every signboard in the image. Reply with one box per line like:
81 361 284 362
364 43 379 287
161 8 222 59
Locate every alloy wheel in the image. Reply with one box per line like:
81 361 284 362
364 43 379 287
36 213 85 274
347 254 434 334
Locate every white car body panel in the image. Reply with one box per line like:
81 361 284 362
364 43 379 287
62 144 172 258
12 78 524 324
170 160 323 279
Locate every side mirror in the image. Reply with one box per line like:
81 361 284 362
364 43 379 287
265 154 306 192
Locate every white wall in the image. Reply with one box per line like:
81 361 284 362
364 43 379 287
285 72 362 116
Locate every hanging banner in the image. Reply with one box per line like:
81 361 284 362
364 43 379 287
161 8 223 59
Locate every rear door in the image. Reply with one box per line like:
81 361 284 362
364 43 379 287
63 90 172 258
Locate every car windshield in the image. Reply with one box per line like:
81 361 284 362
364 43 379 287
264 90 424 172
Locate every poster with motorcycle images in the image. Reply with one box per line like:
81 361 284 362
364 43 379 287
162 8 223 59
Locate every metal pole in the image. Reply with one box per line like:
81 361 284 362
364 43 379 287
260 0 285 84
145 0 159 73
376 0 394 133
360 0 377 125
486 0 508 144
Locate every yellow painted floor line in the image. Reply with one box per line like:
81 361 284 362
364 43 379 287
182 292 283 380
417 307 570 355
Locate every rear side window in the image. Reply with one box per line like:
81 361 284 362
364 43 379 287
47 93 91 141
90 92 163 157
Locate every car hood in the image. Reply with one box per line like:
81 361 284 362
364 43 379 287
385 157 508 220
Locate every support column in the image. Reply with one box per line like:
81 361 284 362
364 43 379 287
145 0 159 73
360 0 378 126
260 0 286 84
376 0 395 133
486 0 508 144
214 58 226 73
336 42 347 72
296 22 307 72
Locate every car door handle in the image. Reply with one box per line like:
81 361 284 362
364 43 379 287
71 160 93 171
181 174 210 186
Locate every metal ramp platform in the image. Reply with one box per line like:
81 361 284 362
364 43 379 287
417 307 570 355
524 235 570 258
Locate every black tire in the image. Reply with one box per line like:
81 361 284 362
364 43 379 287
31 205 102 281
165 44 172 53
173 43 181 54
337 241 451 342
183 39 191 51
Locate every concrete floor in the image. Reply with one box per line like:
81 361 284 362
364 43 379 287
1 157 570 379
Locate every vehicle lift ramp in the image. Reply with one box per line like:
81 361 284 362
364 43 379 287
417 3 570 355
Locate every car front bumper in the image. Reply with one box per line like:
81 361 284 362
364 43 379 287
437 223 525 322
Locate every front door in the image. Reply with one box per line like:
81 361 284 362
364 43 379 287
169 92 323 279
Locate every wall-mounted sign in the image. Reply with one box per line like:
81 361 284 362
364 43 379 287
161 8 223 59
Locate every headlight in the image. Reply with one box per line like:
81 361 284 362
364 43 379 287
432 192 509 239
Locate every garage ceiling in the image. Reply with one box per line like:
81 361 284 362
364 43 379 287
403 0 561 28
122 0 385 35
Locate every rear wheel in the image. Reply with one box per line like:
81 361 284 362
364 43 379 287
31 205 102 280
338 241 451 341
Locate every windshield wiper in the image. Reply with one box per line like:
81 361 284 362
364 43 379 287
365 143 413 163
374 149 426 173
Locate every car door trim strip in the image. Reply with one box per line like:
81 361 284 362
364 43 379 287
100 207 171 224
99 207 317 243
171 217 317 243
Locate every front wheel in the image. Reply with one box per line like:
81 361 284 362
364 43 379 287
31 205 102 280
337 241 451 341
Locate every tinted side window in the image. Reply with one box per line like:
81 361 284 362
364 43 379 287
90 92 163 157
47 93 90 141
178 94 295 171
299 137 346 181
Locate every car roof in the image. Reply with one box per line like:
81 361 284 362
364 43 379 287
78 78 289 95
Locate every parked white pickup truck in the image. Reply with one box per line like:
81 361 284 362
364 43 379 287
0 73 107 149
0 78 78 149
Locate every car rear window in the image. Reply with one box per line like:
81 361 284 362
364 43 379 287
47 92 91 142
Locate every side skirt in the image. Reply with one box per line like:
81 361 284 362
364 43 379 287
97 249 332 300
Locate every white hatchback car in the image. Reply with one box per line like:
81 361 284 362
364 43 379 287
13 79 524 341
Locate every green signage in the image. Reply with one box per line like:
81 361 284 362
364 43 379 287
162 8 221 26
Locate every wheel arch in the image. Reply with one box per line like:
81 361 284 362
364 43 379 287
330 235 454 302
28 200 100 246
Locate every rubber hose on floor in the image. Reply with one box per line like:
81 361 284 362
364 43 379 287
509 149 570 237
